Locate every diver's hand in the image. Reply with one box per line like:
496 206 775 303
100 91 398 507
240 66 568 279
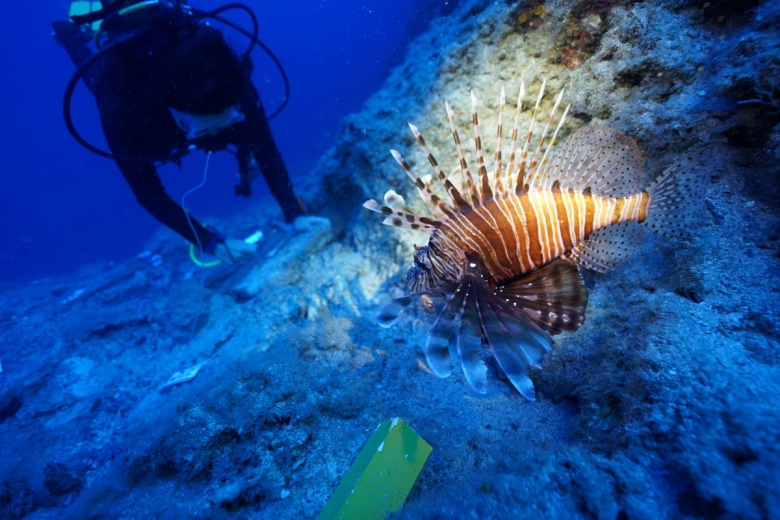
52 20 89 47
214 238 258 264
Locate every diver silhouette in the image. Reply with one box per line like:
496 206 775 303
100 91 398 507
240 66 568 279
53 0 303 263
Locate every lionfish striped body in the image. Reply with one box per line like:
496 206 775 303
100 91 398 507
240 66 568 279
421 184 649 289
364 82 709 399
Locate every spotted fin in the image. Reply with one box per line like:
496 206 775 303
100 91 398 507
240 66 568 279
373 279 487 390
376 294 416 328
362 198 440 234
644 149 714 237
469 82 570 202
571 221 646 272
423 287 462 379
422 280 488 392
534 125 643 197
452 281 489 392
490 87 507 198
495 257 589 334
382 261 555 399
383 189 408 211
475 280 551 400
503 83 526 195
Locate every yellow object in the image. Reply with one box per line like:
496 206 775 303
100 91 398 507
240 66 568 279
517 4 546 24
189 244 221 268
319 418 432 520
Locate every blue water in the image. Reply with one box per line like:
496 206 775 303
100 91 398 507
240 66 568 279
0 0 437 282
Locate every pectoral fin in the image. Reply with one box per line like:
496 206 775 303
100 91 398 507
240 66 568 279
495 257 589 335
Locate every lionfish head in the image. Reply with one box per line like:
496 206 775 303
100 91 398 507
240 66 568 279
406 245 434 293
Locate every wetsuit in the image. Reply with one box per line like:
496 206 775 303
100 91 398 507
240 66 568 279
53 10 302 254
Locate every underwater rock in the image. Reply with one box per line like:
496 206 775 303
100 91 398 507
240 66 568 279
231 216 333 302
43 463 83 497
0 478 39 520
0 395 22 425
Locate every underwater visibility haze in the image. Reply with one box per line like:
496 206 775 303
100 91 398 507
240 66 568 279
1 0 779 518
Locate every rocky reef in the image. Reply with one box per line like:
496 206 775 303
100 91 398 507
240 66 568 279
1 0 778 518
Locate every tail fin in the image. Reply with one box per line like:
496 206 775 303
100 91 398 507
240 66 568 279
644 150 714 237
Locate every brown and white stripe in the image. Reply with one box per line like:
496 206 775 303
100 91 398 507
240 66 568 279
425 187 650 285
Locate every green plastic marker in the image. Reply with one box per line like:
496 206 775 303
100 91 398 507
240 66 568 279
319 417 432 520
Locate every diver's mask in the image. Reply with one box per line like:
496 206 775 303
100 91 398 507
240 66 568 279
169 105 245 140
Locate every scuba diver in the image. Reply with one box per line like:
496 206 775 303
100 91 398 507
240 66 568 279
53 0 304 263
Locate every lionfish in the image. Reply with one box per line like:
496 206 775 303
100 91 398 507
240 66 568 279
364 81 709 400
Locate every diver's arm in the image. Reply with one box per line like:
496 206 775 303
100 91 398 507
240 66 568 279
236 82 303 222
115 159 221 253
52 20 100 95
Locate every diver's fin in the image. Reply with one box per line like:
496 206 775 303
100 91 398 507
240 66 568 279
571 221 646 272
495 257 589 335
